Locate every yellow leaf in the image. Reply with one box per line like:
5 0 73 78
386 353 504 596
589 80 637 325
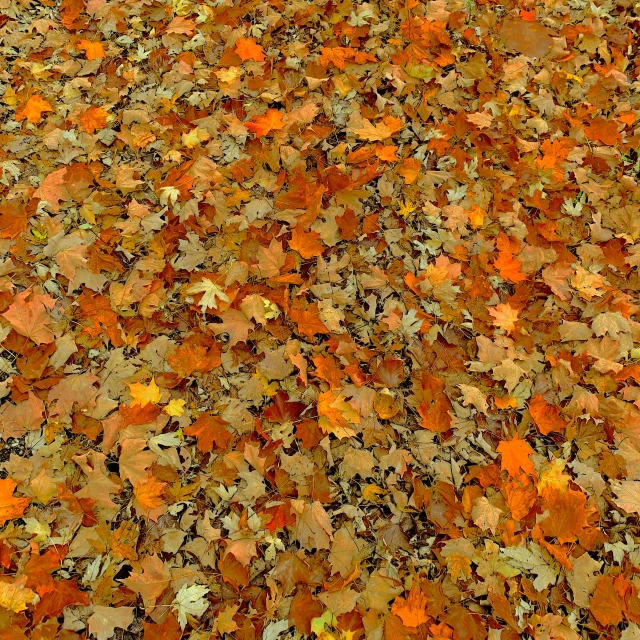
398 200 416 218
362 484 386 502
0 577 39 613
129 378 162 408
164 398 186 417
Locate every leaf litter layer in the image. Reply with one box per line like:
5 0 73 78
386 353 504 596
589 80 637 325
0 0 639 638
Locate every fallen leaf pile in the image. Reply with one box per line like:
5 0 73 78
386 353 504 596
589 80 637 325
0 0 639 638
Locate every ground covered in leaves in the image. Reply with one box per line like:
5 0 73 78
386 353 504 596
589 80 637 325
0 0 640 638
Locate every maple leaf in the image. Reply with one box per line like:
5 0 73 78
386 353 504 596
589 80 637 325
498 18 554 58
215 604 240 635
209 309 254 346
289 226 324 259
589 576 623 626
0 479 30 526
184 413 232 453
133 476 167 516
539 488 588 543
0 201 29 239
122 554 170 609
235 37 265 62
78 106 108 134
246 109 286 137
418 397 452 433
488 303 519 334
290 304 330 339
391 586 430 627
87 606 134 640
32 579 89 624
186 278 230 312
528 395 566 435
317 391 359 439
17 95 53 123
2 289 55 345
0 577 39 613
32 167 70 211
585 117 621 146
171 584 210 630
320 46 355 69
497 436 535 477
128 378 161 408
472 497 503 534
164 398 186 416
77 39 105 60
611 480 640 514
494 250 526 283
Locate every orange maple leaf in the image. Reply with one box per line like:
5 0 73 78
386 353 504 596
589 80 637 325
128 378 161 408
528 395 567 435
502 475 538 521
235 37 265 62
78 106 108 134
2 289 56 345
289 303 329 339
418 397 452 433
77 39 105 60
184 414 232 453
18 95 53 124
320 46 355 70
540 488 588 543
0 201 29 239
397 157 421 184
246 109 285 137
0 479 30 526
585 117 621 146
391 585 430 627
497 435 535 477
288 226 324 259
589 576 623 626
133 476 167 515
